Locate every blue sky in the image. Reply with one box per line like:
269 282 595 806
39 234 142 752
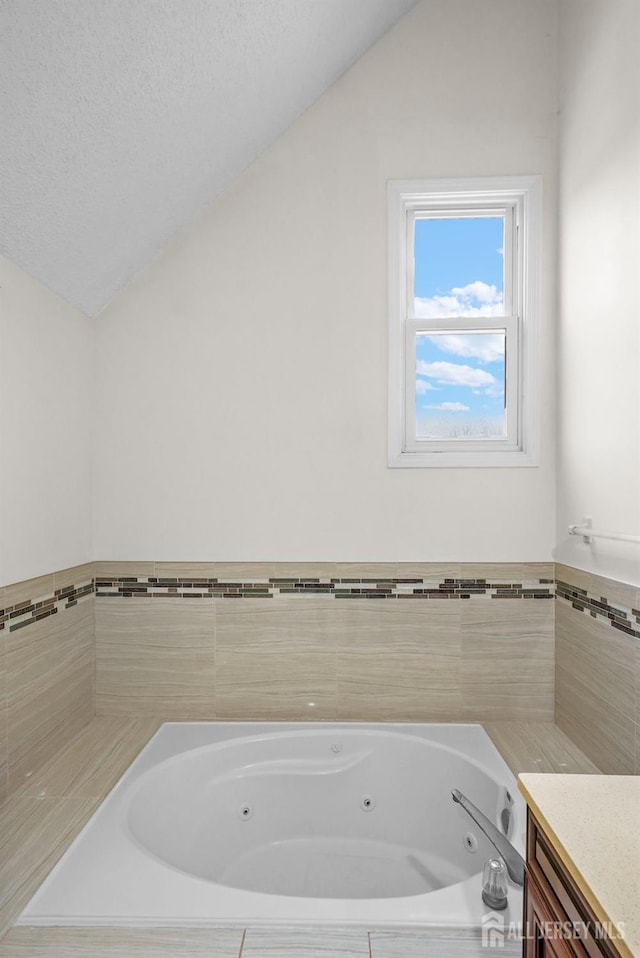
414 216 503 298
413 216 507 439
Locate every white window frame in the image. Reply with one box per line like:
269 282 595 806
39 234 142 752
388 175 541 468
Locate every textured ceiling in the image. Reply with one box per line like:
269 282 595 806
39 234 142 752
0 0 417 317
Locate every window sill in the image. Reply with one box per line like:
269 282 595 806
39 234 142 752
388 448 539 468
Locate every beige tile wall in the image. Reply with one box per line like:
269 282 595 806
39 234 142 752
94 593 555 724
3 557 638 808
3 575 55 611
555 563 637 612
0 565 96 800
94 560 555 581
215 599 339 720
5 602 94 793
555 599 637 774
0 603 7 803
636 640 640 774
95 598 215 718
335 602 461 721
461 600 554 721
554 563 640 774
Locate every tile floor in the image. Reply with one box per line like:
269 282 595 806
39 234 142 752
0 926 524 957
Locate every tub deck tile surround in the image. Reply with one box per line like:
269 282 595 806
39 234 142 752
0 719 159 941
482 721 601 775
0 795 100 940
13 717 161 800
0 717 599 953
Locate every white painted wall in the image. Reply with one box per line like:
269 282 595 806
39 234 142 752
93 0 558 562
0 256 93 586
555 0 640 585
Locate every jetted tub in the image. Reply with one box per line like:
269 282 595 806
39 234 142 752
20 722 525 927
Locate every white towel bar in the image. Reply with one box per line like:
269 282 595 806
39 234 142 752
568 518 640 544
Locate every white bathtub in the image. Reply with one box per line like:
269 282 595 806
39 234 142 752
20 722 525 928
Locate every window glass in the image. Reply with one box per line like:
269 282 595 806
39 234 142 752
415 330 506 440
413 216 505 319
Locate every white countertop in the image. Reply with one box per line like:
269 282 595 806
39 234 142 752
519 774 640 958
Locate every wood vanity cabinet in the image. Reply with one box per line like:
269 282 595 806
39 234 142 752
524 811 621 958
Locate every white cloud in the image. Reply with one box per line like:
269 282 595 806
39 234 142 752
416 359 497 390
415 378 437 394
415 280 503 319
426 333 504 364
456 281 501 304
425 402 470 412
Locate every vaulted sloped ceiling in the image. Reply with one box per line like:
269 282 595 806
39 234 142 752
0 0 417 317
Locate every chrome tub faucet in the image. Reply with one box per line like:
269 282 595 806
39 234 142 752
451 788 525 886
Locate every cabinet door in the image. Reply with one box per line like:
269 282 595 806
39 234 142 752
526 811 618 958
525 874 584 958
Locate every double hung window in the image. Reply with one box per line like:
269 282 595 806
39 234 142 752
388 176 541 467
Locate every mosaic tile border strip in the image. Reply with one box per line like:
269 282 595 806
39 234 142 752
1 580 94 634
95 576 555 601
4 570 638 642
555 579 640 640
